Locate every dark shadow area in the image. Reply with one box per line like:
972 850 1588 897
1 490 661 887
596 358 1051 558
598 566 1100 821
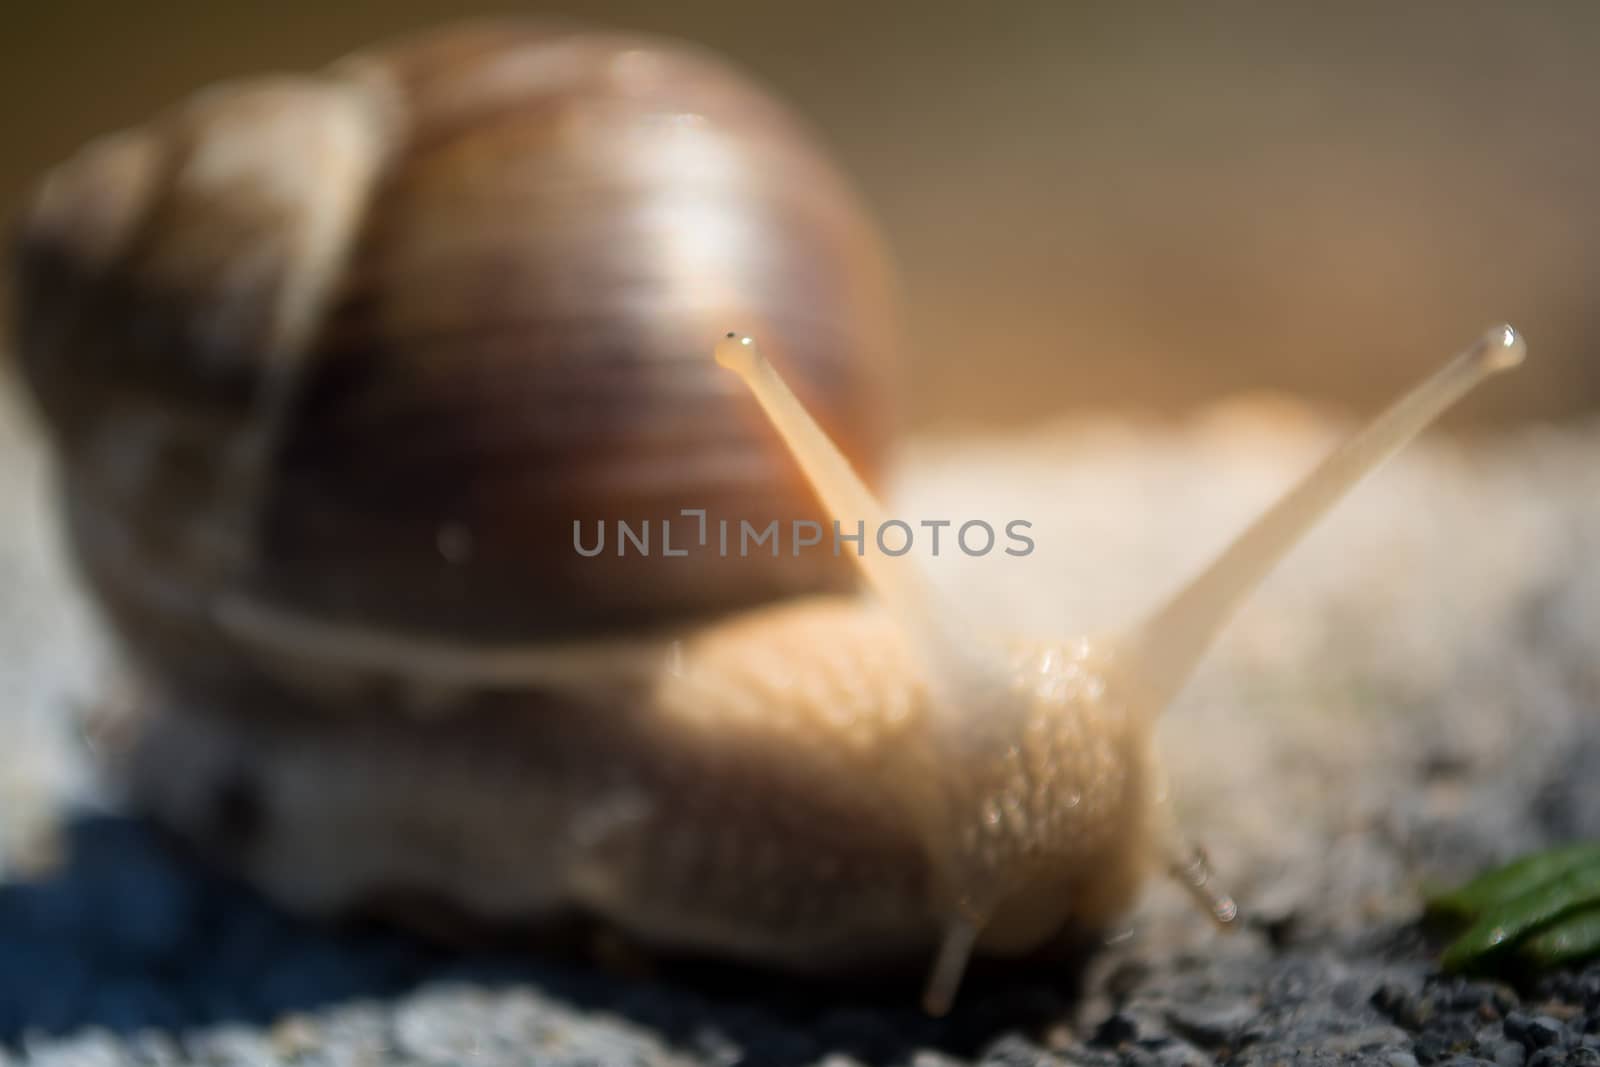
0 814 1088 1065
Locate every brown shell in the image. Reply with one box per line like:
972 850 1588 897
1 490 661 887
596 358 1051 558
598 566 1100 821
12 20 900 676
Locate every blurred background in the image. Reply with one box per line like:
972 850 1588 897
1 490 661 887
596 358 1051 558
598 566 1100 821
2 0 1596 431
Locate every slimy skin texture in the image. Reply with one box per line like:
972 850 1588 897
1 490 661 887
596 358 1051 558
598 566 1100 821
120 597 1153 980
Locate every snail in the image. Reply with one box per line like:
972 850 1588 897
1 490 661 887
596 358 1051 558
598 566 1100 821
7 18 1528 1016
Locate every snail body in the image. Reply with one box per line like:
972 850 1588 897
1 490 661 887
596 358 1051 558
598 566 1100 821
9 19 1527 1015
126 593 1151 980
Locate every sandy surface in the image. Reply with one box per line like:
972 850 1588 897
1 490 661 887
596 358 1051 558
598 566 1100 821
1 370 1597 1064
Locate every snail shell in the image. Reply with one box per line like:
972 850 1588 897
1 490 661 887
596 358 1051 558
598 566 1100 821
13 19 899 701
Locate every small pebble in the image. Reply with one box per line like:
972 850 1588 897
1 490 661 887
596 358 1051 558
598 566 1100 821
1375 982 1428 1031
1529 1015 1568 1048
1475 1031 1525 1067
1092 1011 1139 1047
1504 1013 1566 1050
1165 999 1257 1046
1413 1032 1459 1065
21 1031 131 1067
974 1033 1053 1067
1479 1039 1526 1067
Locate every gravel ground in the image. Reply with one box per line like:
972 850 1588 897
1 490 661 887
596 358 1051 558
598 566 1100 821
2 378 1598 1065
